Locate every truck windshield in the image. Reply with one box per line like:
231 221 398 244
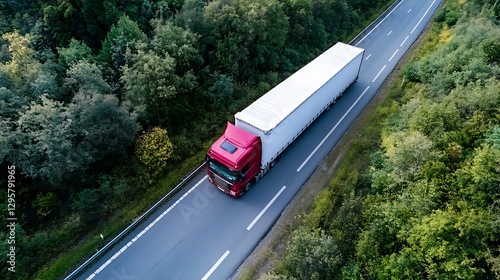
207 157 239 183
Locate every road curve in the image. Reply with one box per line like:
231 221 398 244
77 0 442 279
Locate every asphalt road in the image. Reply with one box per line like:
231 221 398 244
77 0 442 279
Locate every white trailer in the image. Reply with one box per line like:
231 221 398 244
234 42 364 170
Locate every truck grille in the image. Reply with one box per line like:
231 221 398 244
212 173 231 190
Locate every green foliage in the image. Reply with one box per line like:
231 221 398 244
151 20 202 74
64 60 111 96
0 86 27 119
203 0 289 81
382 130 436 187
69 91 140 163
483 38 500 64
42 0 148 48
434 0 462 27
57 38 94 67
135 127 174 176
204 72 234 110
173 0 205 33
32 192 59 217
98 15 147 70
399 206 494 278
456 144 500 208
122 48 179 123
73 188 102 225
9 96 80 188
281 228 341 280
486 126 500 148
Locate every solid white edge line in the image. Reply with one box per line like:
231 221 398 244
389 49 399 62
201 250 230 280
296 86 370 172
247 186 287 231
372 65 387 83
400 35 409 47
355 0 405 46
411 0 437 34
86 175 208 280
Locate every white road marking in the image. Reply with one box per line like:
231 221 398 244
297 86 371 172
389 49 399 62
411 0 437 34
365 54 372 60
387 30 392 36
400 35 409 47
408 9 412 13
86 175 208 280
201 250 230 280
355 0 405 46
247 186 286 231
372 65 387 83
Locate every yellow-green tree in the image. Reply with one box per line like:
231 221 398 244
135 127 174 176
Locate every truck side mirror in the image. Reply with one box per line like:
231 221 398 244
240 173 246 182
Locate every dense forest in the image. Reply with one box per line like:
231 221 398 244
267 0 500 279
0 0 393 278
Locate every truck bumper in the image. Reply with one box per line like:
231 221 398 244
208 175 242 198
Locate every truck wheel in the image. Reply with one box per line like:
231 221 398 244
245 181 253 192
270 155 281 167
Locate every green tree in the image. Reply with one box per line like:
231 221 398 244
57 38 94 67
456 144 500 208
151 20 202 74
1 30 43 96
401 206 493 279
69 91 140 164
42 0 147 49
122 48 179 125
0 86 27 119
0 117 13 162
282 228 341 280
9 96 81 188
135 127 174 176
30 69 61 100
32 192 59 217
382 130 436 187
98 15 147 72
204 72 234 110
63 60 111 97
72 188 102 225
203 0 288 80
173 0 205 34
486 126 500 148
280 0 328 65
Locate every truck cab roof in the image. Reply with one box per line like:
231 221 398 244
208 122 259 169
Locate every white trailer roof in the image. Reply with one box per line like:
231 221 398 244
234 42 364 134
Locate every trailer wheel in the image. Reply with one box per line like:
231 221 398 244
270 155 281 168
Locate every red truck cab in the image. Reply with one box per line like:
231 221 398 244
206 122 262 198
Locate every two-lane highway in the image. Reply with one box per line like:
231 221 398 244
77 0 442 279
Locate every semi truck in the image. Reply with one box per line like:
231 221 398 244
206 42 365 198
